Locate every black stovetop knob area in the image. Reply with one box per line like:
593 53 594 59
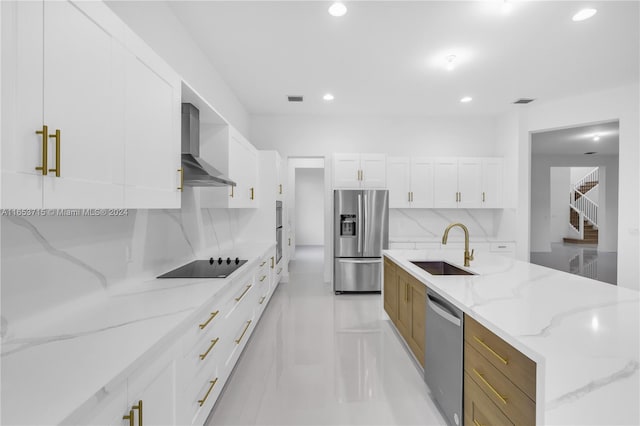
235 257 240 265
226 257 231 264
218 257 223 264
209 257 214 265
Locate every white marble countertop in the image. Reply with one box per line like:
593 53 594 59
1 241 275 425
384 249 640 425
390 236 514 243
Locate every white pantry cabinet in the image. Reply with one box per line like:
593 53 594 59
1 0 181 209
387 157 434 208
433 158 502 209
333 153 386 188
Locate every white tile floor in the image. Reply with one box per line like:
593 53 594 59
530 242 617 285
206 246 447 426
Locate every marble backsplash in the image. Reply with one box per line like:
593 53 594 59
389 208 505 240
1 189 253 334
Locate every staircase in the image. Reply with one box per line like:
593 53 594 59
564 168 599 245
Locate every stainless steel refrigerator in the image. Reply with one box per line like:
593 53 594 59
334 189 389 293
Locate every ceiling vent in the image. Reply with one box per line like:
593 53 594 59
513 98 535 104
584 151 597 155
287 95 304 102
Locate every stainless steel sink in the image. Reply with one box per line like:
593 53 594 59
410 261 475 276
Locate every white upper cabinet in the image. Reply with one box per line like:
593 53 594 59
433 157 503 209
387 157 434 208
1 1 181 209
333 153 386 188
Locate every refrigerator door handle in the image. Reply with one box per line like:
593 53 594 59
363 192 368 253
357 193 363 254
337 258 382 264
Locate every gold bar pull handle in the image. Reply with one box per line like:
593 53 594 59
230 186 234 198
259 296 266 305
250 187 255 200
199 337 220 360
473 419 485 426
259 275 267 282
48 129 61 177
482 192 485 202
279 184 282 194
472 368 508 405
198 378 218 407
132 400 142 426
198 310 219 330
235 320 252 344
288 238 291 246
259 261 266 267
234 284 252 302
177 168 184 191
35 125 48 175
408 192 411 202
123 410 134 426
473 335 508 364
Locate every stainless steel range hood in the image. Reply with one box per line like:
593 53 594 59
181 103 236 187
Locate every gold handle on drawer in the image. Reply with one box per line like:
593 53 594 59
472 368 508 405
123 410 134 426
235 285 252 302
473 335 509 365
259 296 266 305
177 167 184 191
132 400 142 426
235 320 252 344
230 186 234 198
260 261 266 267
271 256 275 269
482 192 486 202
199 337 220 360
288 238 291 246
473 419 485 426
279 184 282 194
250 187 255 200
199 310 219 330
259 275 267 282
198 378 218 407
48 129 61 176
35 125 48 175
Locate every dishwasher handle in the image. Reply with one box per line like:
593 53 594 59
427 294 462 327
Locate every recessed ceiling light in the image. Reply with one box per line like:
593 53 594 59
328 2 347 17
445 55 457 71
460 96 473 103
323 93 335 101
572 8 597 22
593 134 601 141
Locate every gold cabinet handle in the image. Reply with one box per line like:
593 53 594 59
123 410 134 426
177 167 184 191
482 192 486 202
250 187 255 200
288 238 291 246
472 368 508 405
408 192 411 202
48 129 61 177
271 256 275 269
411 192 414 202
259 296 266 305
199 310 219 330
235 320 252 344
473 419 485 426
235 285 252 302
132 400 142 426
259 275 267 282
230 186 234 198
198 378 218 407
199 337 220 360
260 261 266 267
35 125 48 175
279 184 282 194
473 335 509 365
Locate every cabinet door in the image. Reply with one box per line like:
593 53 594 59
245 145 259 207
433 158 458 208
409 278 426 367
128 359 176 426
361 154 386 188
383 258 398 321
228 134 247 207
42 0 125 208
457 158 482 208
124 48 181 208
1 1 45 208
333 153 361 188
410 158 434 208
396 270 411 341
481 158 503 208
387 158 411 208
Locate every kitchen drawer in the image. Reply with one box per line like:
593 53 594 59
464 371 514 426
183 367 223 426
180 330 228 387
465 315 536 401
181 287 234 357
464 342 535 425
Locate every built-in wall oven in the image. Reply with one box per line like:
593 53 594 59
276 201 283 263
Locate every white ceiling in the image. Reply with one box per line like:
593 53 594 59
163 1 639 117
531 120 619 155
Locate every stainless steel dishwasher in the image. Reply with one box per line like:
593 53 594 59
424 287 464 426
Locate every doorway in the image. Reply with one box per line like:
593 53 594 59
529 121 619 284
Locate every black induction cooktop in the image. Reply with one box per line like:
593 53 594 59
158 257 247 279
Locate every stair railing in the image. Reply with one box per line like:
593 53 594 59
574 167 599 193
569 166 599 228
568 204 584 239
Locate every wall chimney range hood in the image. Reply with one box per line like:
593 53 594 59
181 103 236 187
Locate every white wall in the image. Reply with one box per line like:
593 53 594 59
295 168 324 245
510 84 639 290
550 168 570 244
106 1 250 137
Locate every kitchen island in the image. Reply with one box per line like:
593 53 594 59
384 249 639 425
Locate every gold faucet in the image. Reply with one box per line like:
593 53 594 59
442 223 474 267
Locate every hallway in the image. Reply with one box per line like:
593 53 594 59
207 246 446 425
